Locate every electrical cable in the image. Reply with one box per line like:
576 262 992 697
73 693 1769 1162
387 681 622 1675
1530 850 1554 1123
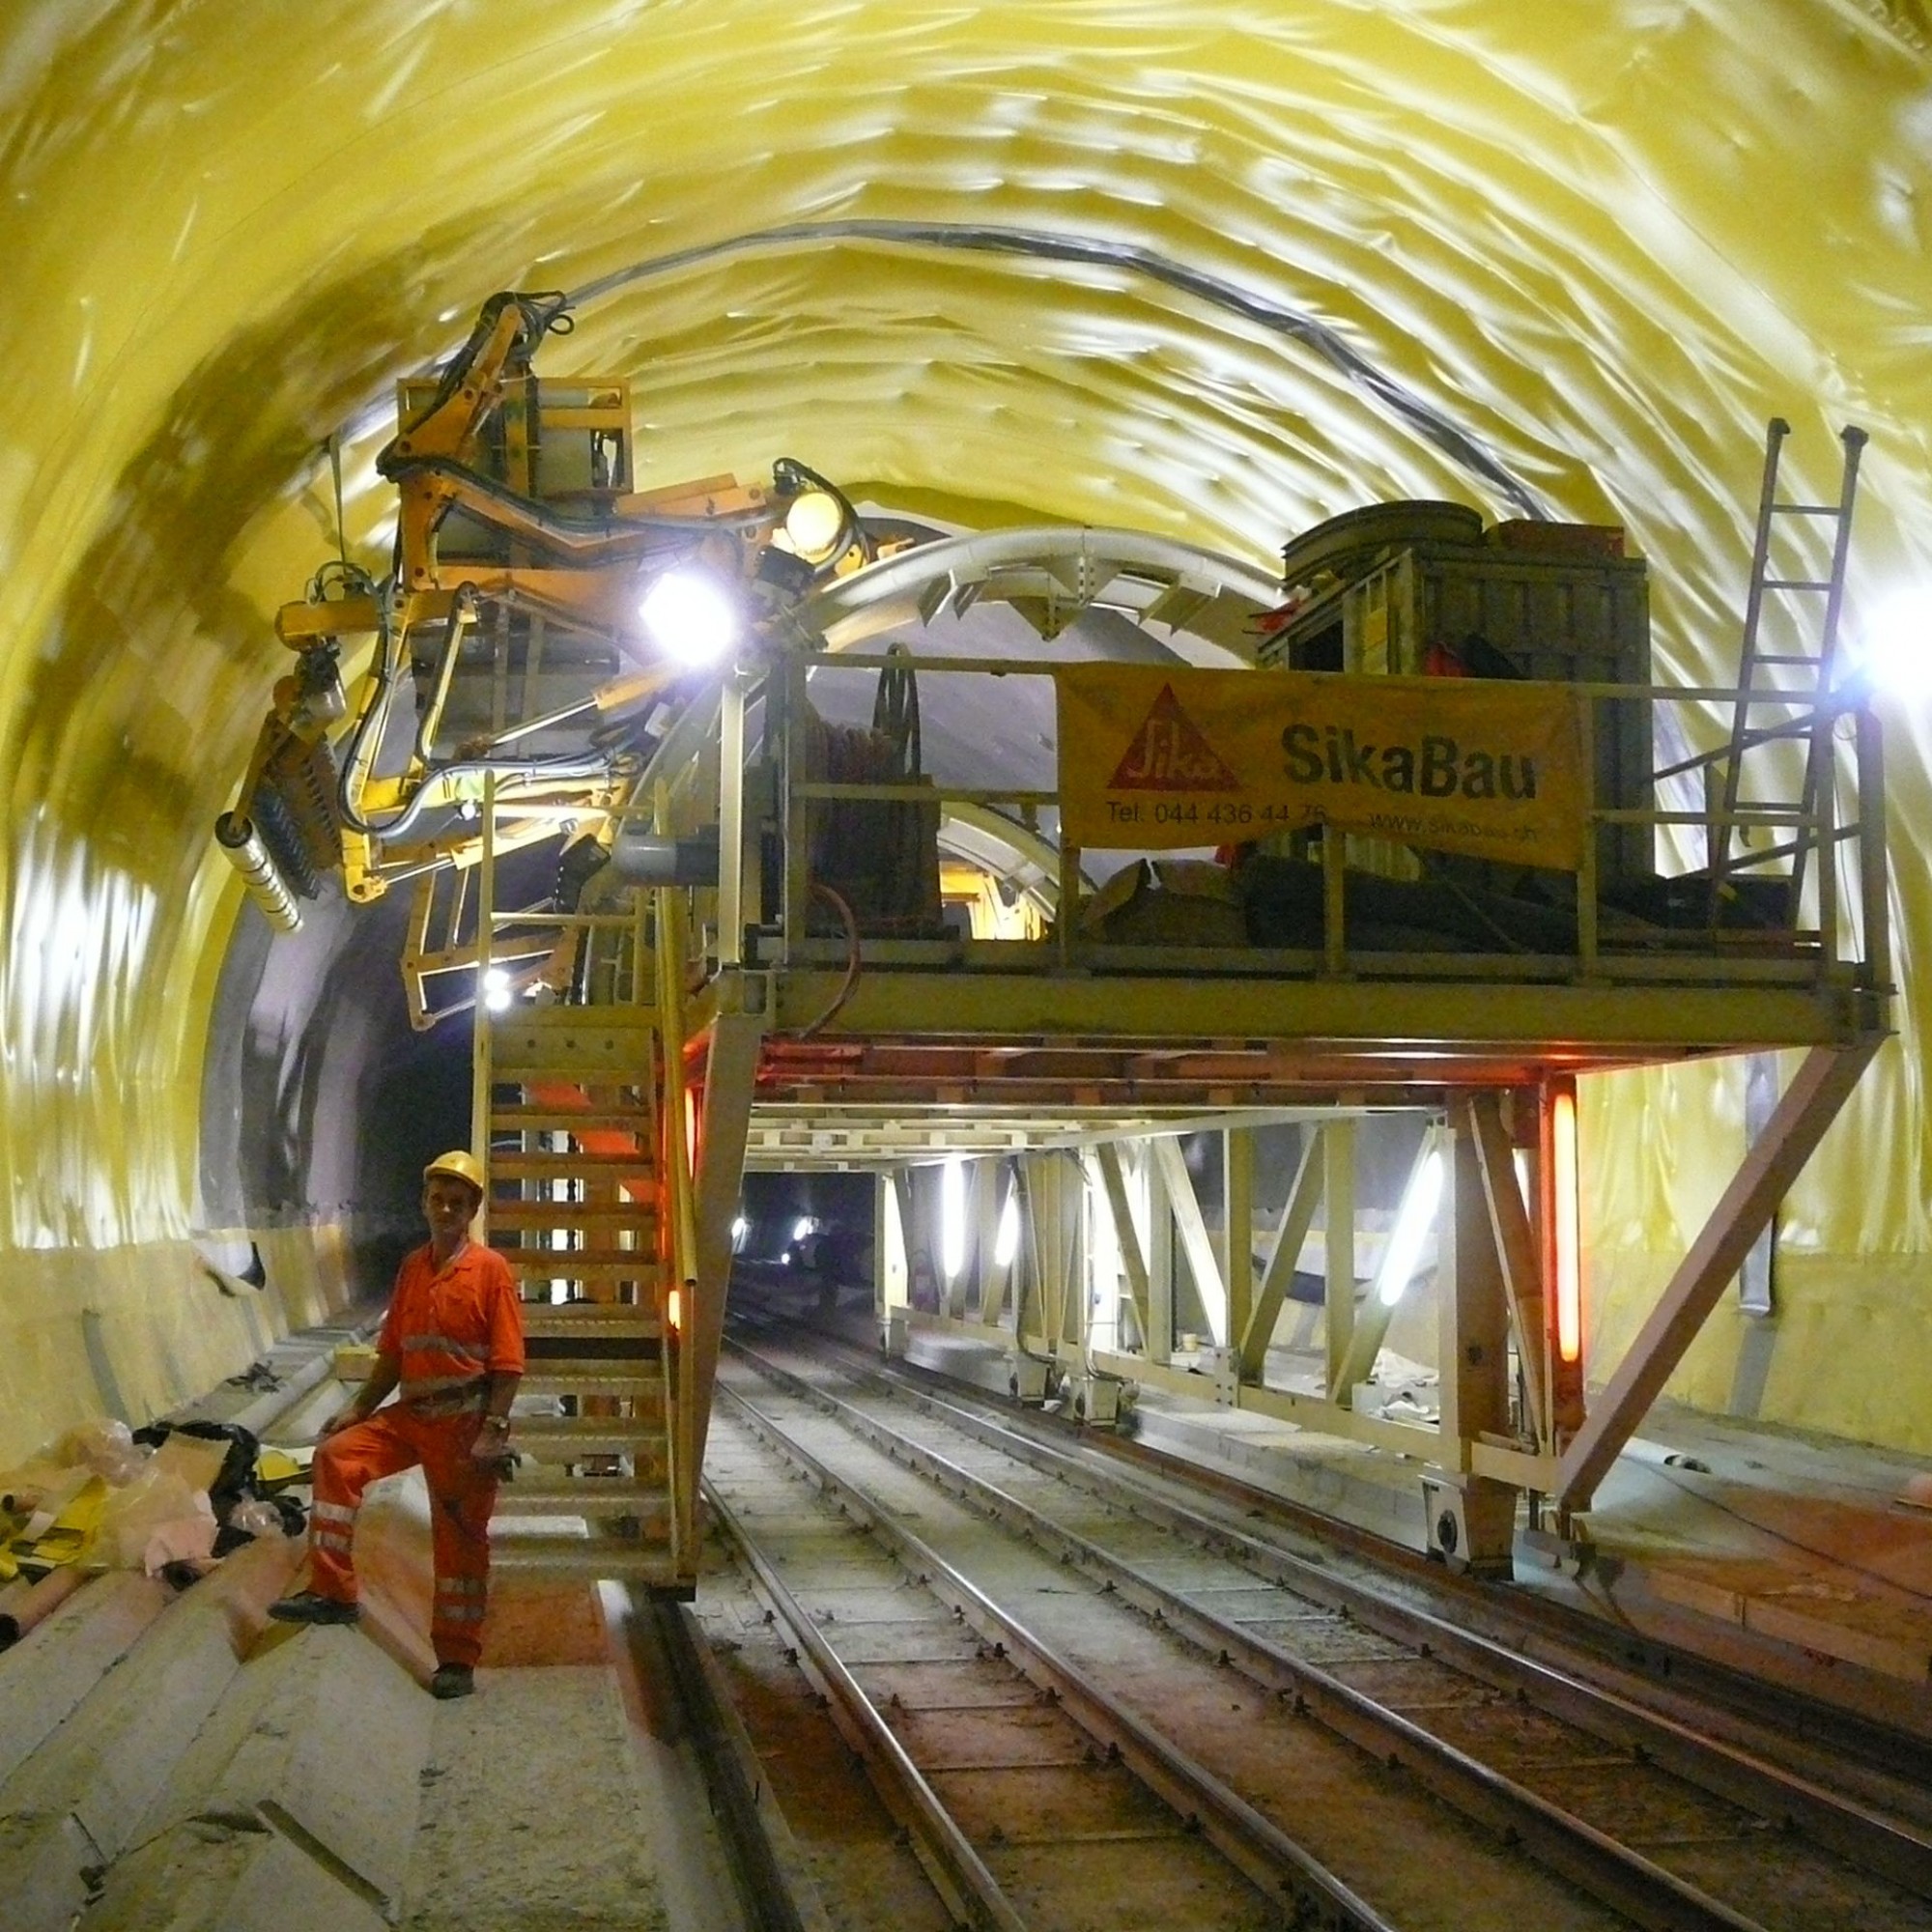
412 583 481 770
568 223 1548 521
1638 1457 1932 1608
333 580 404 838
328 433 349 571
793 883 862 1039
331 577 615 841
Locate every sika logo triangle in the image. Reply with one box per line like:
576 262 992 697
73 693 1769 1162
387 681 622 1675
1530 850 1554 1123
1107 683 1242 790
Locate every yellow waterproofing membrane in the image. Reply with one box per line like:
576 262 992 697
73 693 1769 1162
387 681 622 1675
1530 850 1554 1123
0 2 1928 1462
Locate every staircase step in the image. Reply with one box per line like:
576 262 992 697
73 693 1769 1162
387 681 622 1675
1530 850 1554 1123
519 1367 661 1398
490 1151 656 1179
518 1314 661 1345
508 1256 666 1284
494 1479 670 1517
492 1013 661 1077
495 1005 663 1031
491 1108 652 1136
491 1202 656 1229
513 1420 667 1459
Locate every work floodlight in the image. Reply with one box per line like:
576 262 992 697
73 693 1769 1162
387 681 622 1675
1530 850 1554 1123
993 1183 1021 1269
1375 1145 1445 1307
481 965 512 1013
639 568 741 668
783 489 845 564
1552 1092 1583 1364
1853 588 1932 697
941 1157 967 1281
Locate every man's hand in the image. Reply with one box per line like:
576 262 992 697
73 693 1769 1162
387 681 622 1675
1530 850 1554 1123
472 1414 513 1466
319 1406 366 1438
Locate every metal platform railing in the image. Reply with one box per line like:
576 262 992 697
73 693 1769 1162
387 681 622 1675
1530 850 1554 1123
681 655 1889 1000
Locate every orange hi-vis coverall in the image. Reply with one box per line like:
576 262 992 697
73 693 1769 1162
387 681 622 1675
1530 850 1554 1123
307 1241 526 1667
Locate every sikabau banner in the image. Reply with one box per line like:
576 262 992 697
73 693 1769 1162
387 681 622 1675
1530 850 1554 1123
1054 664 1587 868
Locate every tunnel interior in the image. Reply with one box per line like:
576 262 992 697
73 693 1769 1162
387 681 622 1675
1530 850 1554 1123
2 4 1930 1470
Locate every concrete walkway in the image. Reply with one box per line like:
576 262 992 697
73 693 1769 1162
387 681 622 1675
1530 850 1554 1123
0 1321 745 1932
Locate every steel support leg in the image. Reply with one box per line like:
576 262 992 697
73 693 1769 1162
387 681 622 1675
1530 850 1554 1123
1555 1040 1879 1512
690 1002 764 1467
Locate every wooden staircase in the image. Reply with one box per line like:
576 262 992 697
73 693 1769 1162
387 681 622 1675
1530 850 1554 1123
482 1001 693 1587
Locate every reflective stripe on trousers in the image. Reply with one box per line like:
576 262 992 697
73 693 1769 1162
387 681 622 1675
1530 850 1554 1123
305 1406 500 1668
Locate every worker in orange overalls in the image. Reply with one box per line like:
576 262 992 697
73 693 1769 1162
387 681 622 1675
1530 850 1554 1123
269 1150 526 1700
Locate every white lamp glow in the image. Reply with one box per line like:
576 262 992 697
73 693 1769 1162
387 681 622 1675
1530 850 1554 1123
482 965 511 1012
993 1184 1020 1269
1853 588 1932 697
783 490 845 563
639 569 741 667
941 1156 967 1281
1375 1145 1445 1307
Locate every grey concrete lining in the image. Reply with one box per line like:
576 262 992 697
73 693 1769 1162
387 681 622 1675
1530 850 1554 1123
0 1537 301 1932
128 1622 429 1915
1129 1395 1429 1548
403 1664 671 1932
0 1576 171 1788
83 1816 386 1932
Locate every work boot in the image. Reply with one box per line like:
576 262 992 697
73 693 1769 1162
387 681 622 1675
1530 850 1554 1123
429 1663 475 1700
267 1589 359 1626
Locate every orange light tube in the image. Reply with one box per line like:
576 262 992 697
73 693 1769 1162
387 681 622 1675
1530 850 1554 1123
684 1090 699 1178
1552 1089 1582 1365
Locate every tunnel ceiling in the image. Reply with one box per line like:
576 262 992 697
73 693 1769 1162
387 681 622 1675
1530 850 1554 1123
2 2 1930 1246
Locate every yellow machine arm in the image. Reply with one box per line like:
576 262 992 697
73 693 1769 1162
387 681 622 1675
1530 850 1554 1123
217 289 876 952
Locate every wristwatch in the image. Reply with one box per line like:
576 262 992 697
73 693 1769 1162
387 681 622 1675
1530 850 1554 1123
479 1414 510 1434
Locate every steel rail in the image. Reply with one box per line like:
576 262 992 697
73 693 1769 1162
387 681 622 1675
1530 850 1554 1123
703 1474 1032 1932
1078 1408 1932 1797
604 1581 827 1932
714 1380 1398 1932
804 1343 1932 1903
727 1341 1767 1932
801 1321 1932 1829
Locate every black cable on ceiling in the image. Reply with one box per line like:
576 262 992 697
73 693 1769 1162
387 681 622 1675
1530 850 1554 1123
566 219 1549 522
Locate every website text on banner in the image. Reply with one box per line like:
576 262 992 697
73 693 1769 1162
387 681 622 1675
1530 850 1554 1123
1053 665 1588 870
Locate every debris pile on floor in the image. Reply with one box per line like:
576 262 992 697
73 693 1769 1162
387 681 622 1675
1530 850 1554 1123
0 1416 307 1644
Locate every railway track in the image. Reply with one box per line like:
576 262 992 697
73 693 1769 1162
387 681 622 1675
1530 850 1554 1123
702 1387 1396 1930
693 1326 1932 1932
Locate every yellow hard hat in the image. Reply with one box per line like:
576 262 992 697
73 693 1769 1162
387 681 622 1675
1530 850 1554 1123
423 1149 485 1192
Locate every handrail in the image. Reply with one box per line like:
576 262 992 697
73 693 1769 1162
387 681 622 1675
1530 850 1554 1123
713 659 1889 999
470 774 497 1233
652 800 702 1571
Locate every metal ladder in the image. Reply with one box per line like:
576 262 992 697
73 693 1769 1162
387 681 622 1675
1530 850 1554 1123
470 796 697 1588
1710 417 1867 923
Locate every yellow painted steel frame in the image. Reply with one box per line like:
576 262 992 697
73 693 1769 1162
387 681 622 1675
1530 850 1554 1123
714 634 1890 1556
654 877 702 1573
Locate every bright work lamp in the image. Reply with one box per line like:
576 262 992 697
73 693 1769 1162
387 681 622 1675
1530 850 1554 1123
1853 588 1932 697
1375 1144 1445 1307
783 489 845 563
941 1156 967 1281
639 568 741 667
993 1183 1020 1268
